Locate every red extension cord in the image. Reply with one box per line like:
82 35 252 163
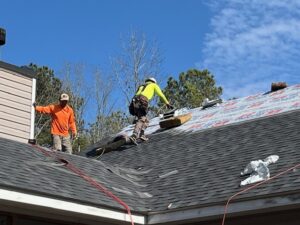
31 143 299 225
221 163 300 225
31 144 135 225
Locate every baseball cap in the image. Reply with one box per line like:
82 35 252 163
60 93 69 101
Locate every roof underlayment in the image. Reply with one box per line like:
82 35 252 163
119 84 300 136
1 84 300 225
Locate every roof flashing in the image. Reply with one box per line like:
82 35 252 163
202 98 222 109
271 82 287 92
158 170 179 179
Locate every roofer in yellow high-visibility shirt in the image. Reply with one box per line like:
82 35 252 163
129 77 173 144
33 93 77 154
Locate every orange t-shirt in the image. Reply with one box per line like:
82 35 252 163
35 104 77 136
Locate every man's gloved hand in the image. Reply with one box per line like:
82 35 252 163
166 103 174 109
33 102 37 108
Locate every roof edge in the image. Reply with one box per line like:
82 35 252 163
0 60 36 78
0 188 145 225
147 192 300 224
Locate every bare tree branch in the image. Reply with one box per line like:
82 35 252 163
111 30 163 107
60 62 91 133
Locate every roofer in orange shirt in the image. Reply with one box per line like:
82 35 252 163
33 93 77 154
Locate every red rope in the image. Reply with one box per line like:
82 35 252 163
221 163 300 225
31 144 135 225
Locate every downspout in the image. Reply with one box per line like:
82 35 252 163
28 78 36 144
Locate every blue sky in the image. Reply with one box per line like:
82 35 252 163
1 0 300 100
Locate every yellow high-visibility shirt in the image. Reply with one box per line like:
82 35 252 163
136 82 169 104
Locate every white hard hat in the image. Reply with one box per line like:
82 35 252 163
145 77 157 83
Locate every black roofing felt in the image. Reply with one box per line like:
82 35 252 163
0 60 36 78
0 110 300 214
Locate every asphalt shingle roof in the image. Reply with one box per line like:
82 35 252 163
100 109 300 211
1 85 300 214
0 138 149 211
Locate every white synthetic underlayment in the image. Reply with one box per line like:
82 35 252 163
119 84 300 137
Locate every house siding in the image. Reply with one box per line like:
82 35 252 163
0 68 35 143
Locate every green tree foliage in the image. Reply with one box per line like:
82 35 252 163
73 131 90 154
29 63 63 146
163 69 223 109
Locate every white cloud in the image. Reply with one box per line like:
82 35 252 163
199 0 300 99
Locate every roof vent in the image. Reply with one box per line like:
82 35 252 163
161 108 189 120
271 82 287 92
162 109 177 119
202 98 222 109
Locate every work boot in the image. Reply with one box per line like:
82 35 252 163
139 135 149 142
139 130 148 141
129 134 138 145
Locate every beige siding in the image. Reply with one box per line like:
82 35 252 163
0 70 32 86
0 111 30 125
0 84 32 99
0 98 31 112
0 126 29 139
1 91 32 105
0 75 32 91
0 105 30 119
0 68 34 143
0 119 30 132
0 132 26 143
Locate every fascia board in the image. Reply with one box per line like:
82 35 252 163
147 192 300 224
0 188 145 225
0 61 36 78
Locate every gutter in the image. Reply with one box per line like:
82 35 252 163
1 189 300 225
0 188 145 225
147 192 300 224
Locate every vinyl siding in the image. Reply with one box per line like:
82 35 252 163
0 68 34 143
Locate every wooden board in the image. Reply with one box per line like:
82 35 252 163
95 135 128 155
159 113 192 129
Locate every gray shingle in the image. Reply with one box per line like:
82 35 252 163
100 110 300 211
1 109 300 213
